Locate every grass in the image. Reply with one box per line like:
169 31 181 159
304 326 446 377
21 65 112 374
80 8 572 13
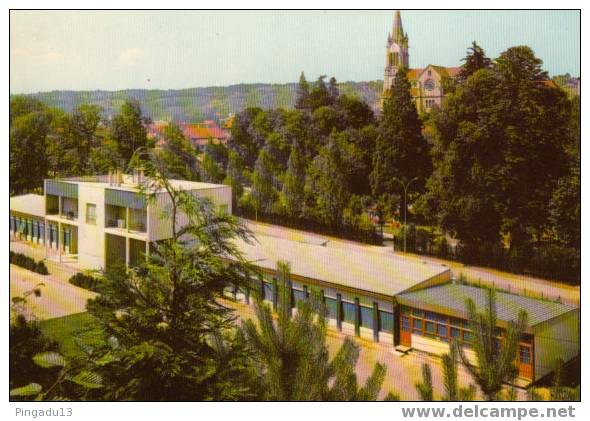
39 312 105 360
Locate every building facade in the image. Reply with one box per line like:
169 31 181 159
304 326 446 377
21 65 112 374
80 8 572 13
227 234 579 384
10 174 232 270
383 11 460 113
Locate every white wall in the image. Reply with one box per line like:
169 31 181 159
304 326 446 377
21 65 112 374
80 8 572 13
149 186 232 241
533 310 580 380
411 334 477 365
77 184 106 270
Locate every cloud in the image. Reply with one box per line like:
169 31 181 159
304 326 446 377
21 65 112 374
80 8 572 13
116 47 144 67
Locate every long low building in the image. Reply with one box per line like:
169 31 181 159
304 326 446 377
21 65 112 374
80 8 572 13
229 233 579 384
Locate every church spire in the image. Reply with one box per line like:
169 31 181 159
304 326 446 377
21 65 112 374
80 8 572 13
392 10 404 42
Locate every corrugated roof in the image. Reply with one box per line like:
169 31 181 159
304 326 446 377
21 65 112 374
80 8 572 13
396 283 577 328
10 194 45 218
232 234 450 298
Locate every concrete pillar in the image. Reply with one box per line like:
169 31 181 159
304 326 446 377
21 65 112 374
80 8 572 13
126 207 130 232
58 196 62 218
26 219 32 242
354 298 361 337
336 293 343 332
271 277 278 311
303 285 309 300
58 222 62 263
259 277 265 301
286 280 293 318
393 301 400 346
372 302 380 342
125 236 130 268
245 285 250 305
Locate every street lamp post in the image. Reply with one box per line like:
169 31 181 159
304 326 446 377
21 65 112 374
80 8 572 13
393 177 419 254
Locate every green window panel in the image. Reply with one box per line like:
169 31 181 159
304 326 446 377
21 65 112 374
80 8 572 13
46 180 78 198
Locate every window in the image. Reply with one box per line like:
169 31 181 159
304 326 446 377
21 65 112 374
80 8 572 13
413 318 423 331
379 311 394 332
401 316 410 331
342 302 356 323
425 321 436 334
519 345 531 364
325 297 338 319
360 306 373 329
86 204 96 225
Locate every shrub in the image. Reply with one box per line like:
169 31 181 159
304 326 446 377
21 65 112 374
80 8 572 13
68 273 101 292
10 252 49 275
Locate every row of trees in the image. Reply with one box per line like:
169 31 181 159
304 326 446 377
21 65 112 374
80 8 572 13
9 41 580 283
10 161 578 401
223 44 580 283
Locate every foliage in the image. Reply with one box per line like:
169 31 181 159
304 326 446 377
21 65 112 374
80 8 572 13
241 261 394 401
85 156 259 400
415 363 434 401
371 69 430 207
456 41 492 83
441 341 476 401
158 123 200 181
110 99 149 165
10 251 49 275
10 96 52 194
69 272 102 293
10 315 59 392
457 288 527 401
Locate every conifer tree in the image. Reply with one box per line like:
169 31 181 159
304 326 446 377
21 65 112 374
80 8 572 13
457 288 527 401
371 69 431 218
328 76 340 103
441 342 476 401
294 72 310 110
456 41 492 83
242 261 394 401
415 363 434 401
281 138 307 218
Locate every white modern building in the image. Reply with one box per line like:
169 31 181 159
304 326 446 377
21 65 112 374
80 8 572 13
10 174 232 270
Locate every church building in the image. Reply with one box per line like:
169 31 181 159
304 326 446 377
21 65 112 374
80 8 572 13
383 11 461 113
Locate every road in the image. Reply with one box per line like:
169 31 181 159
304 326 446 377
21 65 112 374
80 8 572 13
10 264 96 320
243 219 580 305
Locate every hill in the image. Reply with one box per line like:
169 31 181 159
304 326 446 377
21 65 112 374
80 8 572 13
21 81 384 123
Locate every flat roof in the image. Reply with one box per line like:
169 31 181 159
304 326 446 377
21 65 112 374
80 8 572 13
49 176 228 193
396 283 578 328
10 194 45 218
232 234 450 298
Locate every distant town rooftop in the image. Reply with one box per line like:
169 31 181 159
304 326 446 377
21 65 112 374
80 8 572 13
232 233 451 299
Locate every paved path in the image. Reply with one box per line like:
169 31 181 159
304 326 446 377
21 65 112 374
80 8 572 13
243 220 580 305
10 264 96 320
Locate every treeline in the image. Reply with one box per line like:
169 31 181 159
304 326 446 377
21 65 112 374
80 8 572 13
223 44 580 284
9 42 580 283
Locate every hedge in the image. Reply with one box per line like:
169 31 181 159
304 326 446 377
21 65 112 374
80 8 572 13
10 252 49 275
68 273 102 293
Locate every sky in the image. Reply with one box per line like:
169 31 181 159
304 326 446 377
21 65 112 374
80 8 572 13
10 10 580 93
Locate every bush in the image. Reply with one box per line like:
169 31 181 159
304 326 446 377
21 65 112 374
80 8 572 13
9 252 49 275
68 272 102 292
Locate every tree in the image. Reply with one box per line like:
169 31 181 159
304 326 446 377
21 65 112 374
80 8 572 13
158 123 200 180
441 342 476 401
281 138 307 218
294 72 311 110
10 96 52 194
111 99 149 164
456 41 492 83
250 144 281 215
242 261 392 401
223 149 246 209
307 76 332 111
415 363 433 401
307 133 350 228
457 288 527 401
86 152 259 400
328 77 339 103
371 69 431 218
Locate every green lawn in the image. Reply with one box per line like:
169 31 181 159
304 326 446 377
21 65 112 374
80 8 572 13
39 312 105 360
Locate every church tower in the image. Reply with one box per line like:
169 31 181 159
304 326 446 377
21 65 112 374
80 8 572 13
383 10 409 94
